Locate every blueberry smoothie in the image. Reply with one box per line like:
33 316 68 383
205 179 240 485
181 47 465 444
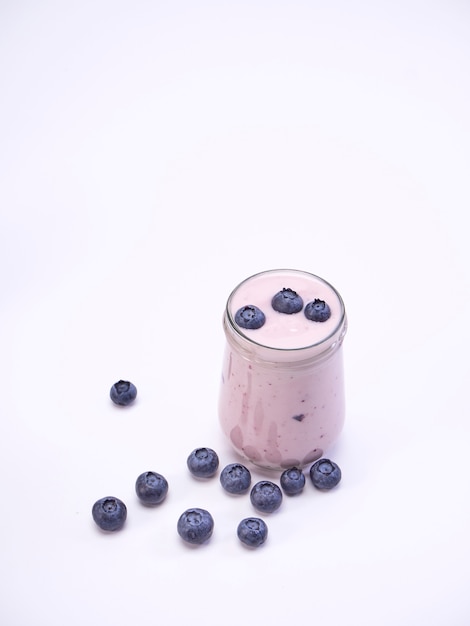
218 269 347 470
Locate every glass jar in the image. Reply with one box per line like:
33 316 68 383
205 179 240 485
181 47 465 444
218 269 347 470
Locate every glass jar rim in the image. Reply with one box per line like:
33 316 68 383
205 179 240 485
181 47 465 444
225 268 347 355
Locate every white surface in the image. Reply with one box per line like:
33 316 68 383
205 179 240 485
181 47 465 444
1 1 469 625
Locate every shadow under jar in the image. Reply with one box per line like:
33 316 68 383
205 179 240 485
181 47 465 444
218 269 347 471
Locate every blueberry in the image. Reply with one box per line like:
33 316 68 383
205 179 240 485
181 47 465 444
304 299 331 322
237 517 268 548
92 496 127 531
234 305 266 330
220 463 252 495
110 380 137 406
271 288 303 314
177 508 214 545
187 447 219 478
135 471 169 505
250 480 283 514
280 467 306 495
309 458 342 490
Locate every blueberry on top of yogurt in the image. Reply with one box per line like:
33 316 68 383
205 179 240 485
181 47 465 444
234 305 266 330
304 299 331 322
271 287 304 314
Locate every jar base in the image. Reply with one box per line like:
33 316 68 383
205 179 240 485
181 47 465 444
230 446 325 473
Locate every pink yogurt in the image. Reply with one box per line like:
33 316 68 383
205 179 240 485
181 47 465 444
218 269 347 470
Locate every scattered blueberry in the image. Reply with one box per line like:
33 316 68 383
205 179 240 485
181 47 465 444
304 299 331 322
250 480 283 514
280 467 306 495
110 380 137 406
187 447 220 478
237 517 268 548
92 496 127 531
177 508 214 545
220 463 252 495
135 471 169 505
271 288 303 314
309 458 342 490
234 305 266 330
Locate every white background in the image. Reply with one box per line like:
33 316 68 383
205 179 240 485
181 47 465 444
1 1 469 624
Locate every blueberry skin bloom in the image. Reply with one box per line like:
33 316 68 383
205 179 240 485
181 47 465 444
220 463 252 495
135 471 169 505
250 480 283 514
309 458 342 490
234 305 266 330
271 288 304 314
304 299 331 322
92 496 127 532
237 517 268 548
110 380 137 406
187 447 219 478
280 467 306 495
177 508 214 545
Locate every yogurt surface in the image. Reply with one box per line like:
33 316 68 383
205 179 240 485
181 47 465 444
227 269 344 351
